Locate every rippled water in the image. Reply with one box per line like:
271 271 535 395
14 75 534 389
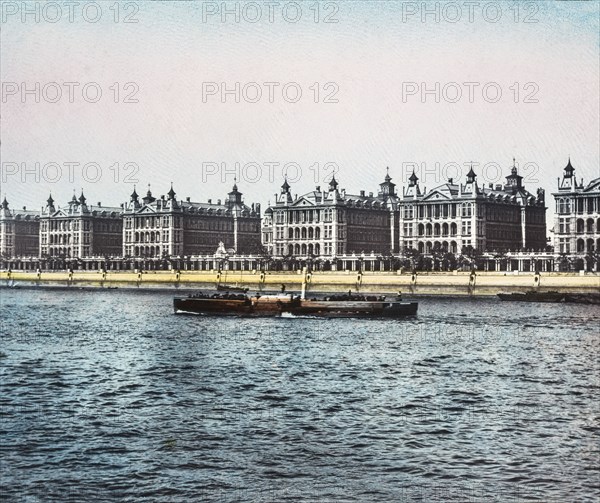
1 288 599 502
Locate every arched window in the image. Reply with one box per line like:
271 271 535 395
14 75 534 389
315 228 321 239
577 219 585 233
315 243 320 255
308 227 314 239
586 239 594 252
418 224 424 236
587 219 594 233
442 223 448 236
301 228 307 239
295 228 300 239
288 228 293 239
301 244 307 255
426 224 432 236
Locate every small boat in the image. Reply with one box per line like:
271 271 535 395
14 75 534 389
497 290 565 303
216 284 249 293
177 268 418 318
173 292 418 318
564 293 600 305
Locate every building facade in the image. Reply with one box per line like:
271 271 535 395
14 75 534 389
122 183 261 258
262 172 400 258
552 159 600 256
0 198 40 258
398 160 547 255
39 192 123 258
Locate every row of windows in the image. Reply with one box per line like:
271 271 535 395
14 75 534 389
347 211 388 226
1 223 39 234
43 234 91 245
556 196 600 215
557 218 600 235
94 222 121 233
43 220 91 232
40 247 91 257
415 223 459 237
404 203 473 220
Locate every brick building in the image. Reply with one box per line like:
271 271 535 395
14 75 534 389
0 197 40 258
262 171 400 258
39 192 123 258
399 160 547 255
122 182 261 258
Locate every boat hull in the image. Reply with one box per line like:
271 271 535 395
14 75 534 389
497 292 565 302
174 296 294 316
564 293 600 305
287 300 418 317
174 295 418 318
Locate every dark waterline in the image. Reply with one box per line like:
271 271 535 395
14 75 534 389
1 289 599 502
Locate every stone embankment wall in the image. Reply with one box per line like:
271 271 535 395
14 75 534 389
1 271 598 296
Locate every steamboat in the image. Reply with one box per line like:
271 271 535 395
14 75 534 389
174 291 418 318
497 290 565 303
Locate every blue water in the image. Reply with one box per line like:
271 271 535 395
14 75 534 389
1 289 599 502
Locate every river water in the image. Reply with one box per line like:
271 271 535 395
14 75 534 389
0 288 598 502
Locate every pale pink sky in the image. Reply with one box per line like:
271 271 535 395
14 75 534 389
1 1 598 221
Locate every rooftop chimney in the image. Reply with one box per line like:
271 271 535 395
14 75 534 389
360 190 365 197
369 192 373 197
217 199 221 205
208 199 212 204
186 197 191 202
97 202 101 207
23 206 26 211
316 186 320 191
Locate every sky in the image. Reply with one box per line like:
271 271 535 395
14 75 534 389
1 1 599 226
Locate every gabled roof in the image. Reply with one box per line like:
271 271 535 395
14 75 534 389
582 178 600 193
52 208 70 217
421 184 458 201
137 205 157 214
291 196 318 207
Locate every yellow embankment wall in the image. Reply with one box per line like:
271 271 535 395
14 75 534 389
1 270 598 296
